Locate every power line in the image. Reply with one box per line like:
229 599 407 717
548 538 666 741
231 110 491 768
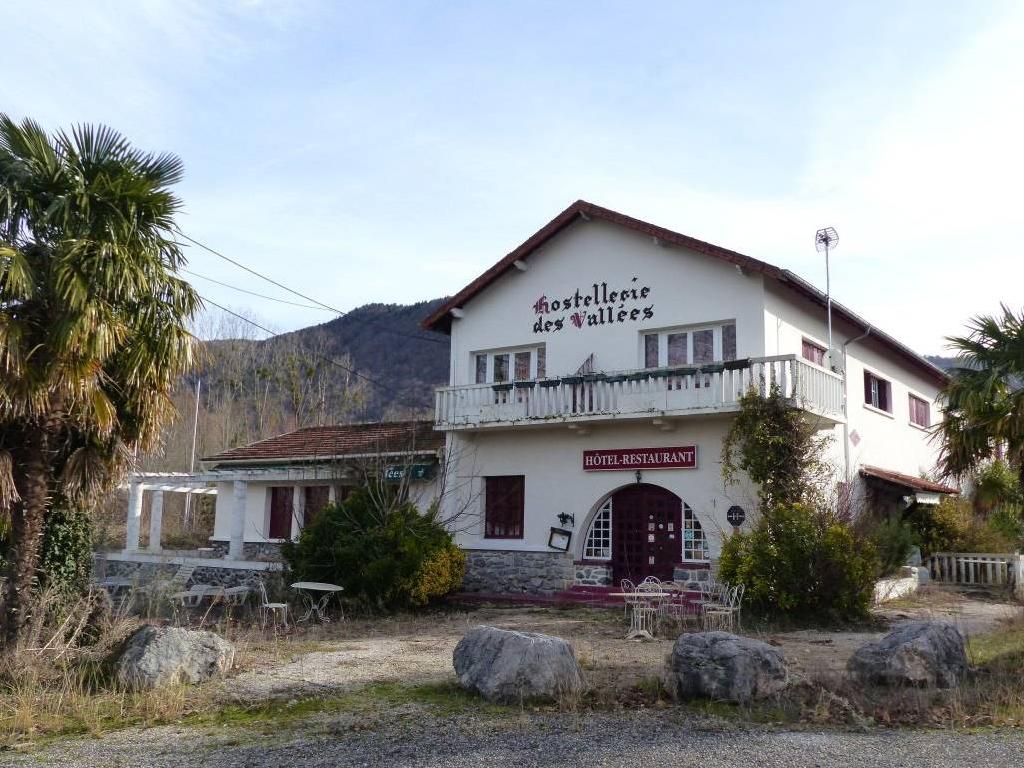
182 268 333 311
177 232 447 346
199 294 427 411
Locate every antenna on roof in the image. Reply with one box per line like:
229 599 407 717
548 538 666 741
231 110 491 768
815 227 839 369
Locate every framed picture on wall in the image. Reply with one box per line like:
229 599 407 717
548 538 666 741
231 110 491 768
548 527 572 551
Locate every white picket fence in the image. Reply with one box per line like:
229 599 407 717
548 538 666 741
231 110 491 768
926 552 1022 587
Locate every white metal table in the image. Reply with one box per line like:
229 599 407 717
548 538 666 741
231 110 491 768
290 581 345 623
609 591 670 640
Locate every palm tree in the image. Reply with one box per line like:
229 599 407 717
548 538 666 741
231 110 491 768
0 116 199 644
937 305 1024 483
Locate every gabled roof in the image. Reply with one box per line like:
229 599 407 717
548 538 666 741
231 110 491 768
860 465 959 495
421 199 947 386
203 420 443 466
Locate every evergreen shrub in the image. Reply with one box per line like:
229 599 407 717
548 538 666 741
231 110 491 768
718 503 878 623
282 486 465 610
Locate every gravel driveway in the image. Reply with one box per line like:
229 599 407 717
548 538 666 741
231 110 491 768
6 709 1023 767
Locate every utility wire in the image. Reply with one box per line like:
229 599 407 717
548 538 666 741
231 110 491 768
177 232 447 346
182 268 332 311
199 294 427 411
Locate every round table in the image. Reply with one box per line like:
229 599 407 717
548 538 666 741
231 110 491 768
290 581 345 623
609 591 670 640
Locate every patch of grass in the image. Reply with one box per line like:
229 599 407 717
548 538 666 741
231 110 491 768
185 681 504 730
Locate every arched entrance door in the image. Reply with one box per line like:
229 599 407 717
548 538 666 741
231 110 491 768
610 484 682 583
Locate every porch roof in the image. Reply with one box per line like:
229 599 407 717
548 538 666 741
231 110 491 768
203 419 443 467
860 465 959 495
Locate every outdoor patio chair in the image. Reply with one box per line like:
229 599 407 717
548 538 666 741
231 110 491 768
256 579 289 629
701 583 744 632
620 579 636 619
170 583 223 608
139 564 197 599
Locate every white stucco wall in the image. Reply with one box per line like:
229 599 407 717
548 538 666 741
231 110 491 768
763 281 943 484
211 476 440 543
445 420 758 561
447 218 768 384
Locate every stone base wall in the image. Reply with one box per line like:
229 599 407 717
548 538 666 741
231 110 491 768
203 541 285 561
673 564 712 590
94 556 284 591
574 563 613 587
462 550 573 595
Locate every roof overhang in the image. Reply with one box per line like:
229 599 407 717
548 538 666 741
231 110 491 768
421 199 948 387
860 465 959 498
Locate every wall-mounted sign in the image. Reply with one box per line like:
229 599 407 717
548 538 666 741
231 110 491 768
726 505 746 527
532 277 654 334
548 527 573 551
383 464 436 483
582 446 697 471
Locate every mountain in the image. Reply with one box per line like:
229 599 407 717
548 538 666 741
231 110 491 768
926 356 958 372
275 297 451 420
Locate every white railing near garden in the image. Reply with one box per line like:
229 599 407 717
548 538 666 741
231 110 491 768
926 552 1020 587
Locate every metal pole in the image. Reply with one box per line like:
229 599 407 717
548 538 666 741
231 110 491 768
825 245 833 369
184 378 201 528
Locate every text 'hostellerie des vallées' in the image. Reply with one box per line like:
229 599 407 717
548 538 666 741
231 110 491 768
532 278 654 333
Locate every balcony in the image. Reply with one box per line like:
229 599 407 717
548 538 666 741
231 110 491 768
434 355 845 431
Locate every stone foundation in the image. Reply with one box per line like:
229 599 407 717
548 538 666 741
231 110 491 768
574 563 613 587
462 550 573 595
672 564 712 590
94 555 284 591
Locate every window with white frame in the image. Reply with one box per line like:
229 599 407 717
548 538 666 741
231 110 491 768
473 345 545 384
583 498 613 559
642 323 736 368
682 502 709 561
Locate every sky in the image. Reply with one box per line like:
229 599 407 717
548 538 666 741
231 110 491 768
4 1 1023 354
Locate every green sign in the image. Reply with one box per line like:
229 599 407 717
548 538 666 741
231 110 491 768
384 464 436 482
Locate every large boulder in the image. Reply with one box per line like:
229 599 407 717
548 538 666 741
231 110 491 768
115 625 235 690
453 625 586 703
664 632 788 704
847 620 967 688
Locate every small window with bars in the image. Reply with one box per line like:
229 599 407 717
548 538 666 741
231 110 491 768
682 503 709 561
583 499 612 559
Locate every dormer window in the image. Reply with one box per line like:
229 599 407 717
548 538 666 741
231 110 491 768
642 323 736 368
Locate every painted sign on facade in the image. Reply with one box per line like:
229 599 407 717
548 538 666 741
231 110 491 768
532 277 654 334
582 446 697 471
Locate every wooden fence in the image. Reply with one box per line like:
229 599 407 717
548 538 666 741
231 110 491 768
926 552 1020 587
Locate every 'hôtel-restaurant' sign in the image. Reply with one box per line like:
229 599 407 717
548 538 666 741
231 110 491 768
582 446 697 471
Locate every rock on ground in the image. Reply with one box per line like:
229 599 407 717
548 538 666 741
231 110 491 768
847 620 967 688
115 625 235 690
452 625 585 703
664 631 788 704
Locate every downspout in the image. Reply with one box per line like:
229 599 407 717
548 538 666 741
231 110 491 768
842 324 873 483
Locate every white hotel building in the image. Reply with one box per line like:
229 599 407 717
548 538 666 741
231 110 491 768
422 200 955 596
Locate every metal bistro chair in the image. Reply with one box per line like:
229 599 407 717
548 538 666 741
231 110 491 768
620 579 636 620
256 579 289 629
702 583 745 632
635 577 667 636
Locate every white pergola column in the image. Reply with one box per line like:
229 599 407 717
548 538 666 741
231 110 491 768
147 490 164 553
291 485 305 539
124 481 144 552
228 480 247 559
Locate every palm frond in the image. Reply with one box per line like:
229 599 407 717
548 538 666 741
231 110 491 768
0 450 19 509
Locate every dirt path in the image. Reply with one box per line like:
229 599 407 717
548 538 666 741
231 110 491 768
224 586 1022 702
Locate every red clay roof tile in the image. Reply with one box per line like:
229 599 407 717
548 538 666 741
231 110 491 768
203 420 442 465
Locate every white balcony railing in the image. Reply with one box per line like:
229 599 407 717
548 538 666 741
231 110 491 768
434 354 845 430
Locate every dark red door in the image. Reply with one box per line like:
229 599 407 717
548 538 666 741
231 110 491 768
611 484 682 583
268 487 293 539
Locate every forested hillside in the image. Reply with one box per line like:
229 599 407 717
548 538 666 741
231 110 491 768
144 298 450 472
